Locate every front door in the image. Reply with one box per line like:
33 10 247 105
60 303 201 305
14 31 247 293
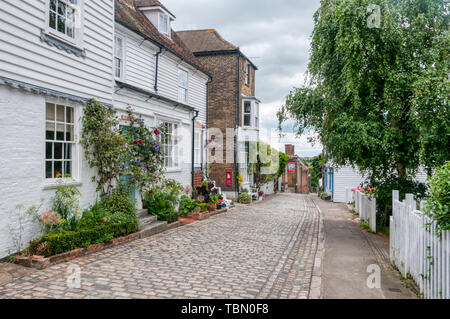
120 125 136 202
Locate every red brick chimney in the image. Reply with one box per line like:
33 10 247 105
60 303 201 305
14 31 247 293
285 144 295 156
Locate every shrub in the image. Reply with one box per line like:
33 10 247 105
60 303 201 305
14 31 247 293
426 161 450 231
143 181 181 223
238 192 252 204
196 203 208 212
179 196 197 215
28 212 138 256
100 186 136 215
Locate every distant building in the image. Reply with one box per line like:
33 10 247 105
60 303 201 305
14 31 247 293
281 145 310 194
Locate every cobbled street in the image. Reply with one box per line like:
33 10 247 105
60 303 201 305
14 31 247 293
0 194 321 299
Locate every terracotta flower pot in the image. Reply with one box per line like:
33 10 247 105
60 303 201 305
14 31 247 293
208 203 217 212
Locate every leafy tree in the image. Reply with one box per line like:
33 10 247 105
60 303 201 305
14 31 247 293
309 154 324 188
278 0 449 181
425 161 450 232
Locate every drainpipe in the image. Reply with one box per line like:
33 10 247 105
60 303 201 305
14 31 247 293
204 77 212 178
191 110 199 189
154 47 163 92
235 52 241 195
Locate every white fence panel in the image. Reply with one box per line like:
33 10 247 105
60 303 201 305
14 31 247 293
352 190 376 233
390 190 450 299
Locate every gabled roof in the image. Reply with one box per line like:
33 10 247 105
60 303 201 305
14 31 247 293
134 0 175 18
176 29 238 53
177 29 258 70
115 0 209 76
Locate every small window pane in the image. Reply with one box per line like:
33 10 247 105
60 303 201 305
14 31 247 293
244 102 251 113
57 15 66 33
46 161 53 178
67 23 74 38
49 11 56 29
66 125 74 141
67 7 74 21
50 0 57 11
58 1 66 15
54 143 63 159
46 122 55 140
244 114 251 126
46 103 55 120
56 105 65 122
56 124 65 141
66 107 73 123
54 161 62 178
46 142 53 159
64 144 72 159
64 161 72 176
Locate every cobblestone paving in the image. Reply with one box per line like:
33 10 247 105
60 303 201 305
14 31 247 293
0 194 321 299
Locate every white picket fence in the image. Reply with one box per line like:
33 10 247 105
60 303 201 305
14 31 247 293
346 188 377 233
390 190 450 299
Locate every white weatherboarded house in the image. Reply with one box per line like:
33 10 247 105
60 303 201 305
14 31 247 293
0 0 209 259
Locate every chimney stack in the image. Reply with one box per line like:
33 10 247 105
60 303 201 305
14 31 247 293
285 144 295 156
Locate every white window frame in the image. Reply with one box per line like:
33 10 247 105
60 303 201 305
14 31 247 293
244 63 250 85
114 35 125 80
43 99 81 188
160 121 179 170
243 100 252 127
158 12 170 37
178 68 189 104
194 129 202 166
254 102 259 129
45 0 84 47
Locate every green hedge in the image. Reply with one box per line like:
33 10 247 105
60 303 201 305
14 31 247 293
29 218 139 257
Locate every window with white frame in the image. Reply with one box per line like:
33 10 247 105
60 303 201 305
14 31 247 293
159 12 169 36
162 122 178 169
45 102 76 179
194 129 202 165
244 63 250 85
48 0 78 41
178 69 188 103
243 101 252 127
114 36 123 79
254 103 259 128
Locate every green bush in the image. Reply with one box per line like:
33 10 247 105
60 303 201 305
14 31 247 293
29 214 139 256
196 203 208 212
426 161 450 231
100 186 136 215
179 196 197 215
143 187 180 223
238 192 252 204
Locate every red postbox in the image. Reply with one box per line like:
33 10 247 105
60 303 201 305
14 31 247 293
225 169 233 186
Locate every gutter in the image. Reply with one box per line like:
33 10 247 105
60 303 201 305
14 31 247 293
191 110 199 189
204 77 212 177
154 47 163 92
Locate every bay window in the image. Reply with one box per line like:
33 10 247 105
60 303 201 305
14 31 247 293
243 101 252 126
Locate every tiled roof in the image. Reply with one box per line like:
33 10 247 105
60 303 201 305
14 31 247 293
176 29 238 53
134 0 175 18
115 0 207 75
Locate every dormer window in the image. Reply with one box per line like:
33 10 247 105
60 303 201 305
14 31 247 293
158 12 169 36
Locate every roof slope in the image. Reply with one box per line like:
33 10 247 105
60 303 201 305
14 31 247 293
176 29 238 53
134 0 175 18
115 0 207 75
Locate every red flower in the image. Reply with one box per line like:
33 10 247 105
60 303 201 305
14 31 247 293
138 140 143 144
153 129 159 135
133 140 138 144
148 190 153 194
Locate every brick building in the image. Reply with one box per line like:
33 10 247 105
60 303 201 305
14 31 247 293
282 145 310 194
178 29 260 199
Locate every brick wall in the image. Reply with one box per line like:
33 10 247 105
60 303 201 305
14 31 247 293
196 53 239 192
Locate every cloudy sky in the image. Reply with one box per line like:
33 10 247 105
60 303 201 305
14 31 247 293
164 0 323 158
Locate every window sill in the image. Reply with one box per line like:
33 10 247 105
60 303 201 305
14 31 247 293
42 179 82 190
40 30 86 58
165 168 182 173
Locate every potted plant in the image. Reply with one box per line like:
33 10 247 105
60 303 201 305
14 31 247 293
208 194 220 212
258 191 264 201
